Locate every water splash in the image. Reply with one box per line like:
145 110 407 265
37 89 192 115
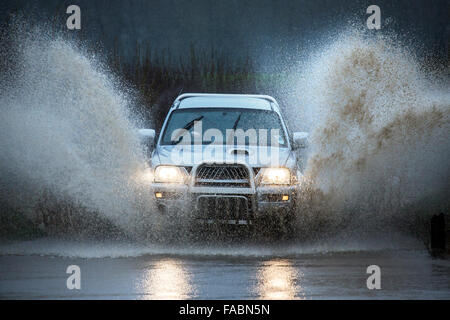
0 22 156 237
1 21 448 253
291 31 450 237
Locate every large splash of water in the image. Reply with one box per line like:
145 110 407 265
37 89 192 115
0 23 157 237
0 21 448 255
290 32 450 237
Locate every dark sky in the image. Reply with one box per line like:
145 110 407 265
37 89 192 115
1 0 448 65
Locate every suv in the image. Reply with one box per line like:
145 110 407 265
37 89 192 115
140 93 308 231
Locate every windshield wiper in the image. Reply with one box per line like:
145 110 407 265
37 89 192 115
232 113 242 130
171 115 204 145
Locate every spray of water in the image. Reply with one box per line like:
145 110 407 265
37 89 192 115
0 21 158 238
290 31 450 238
1 20 448 255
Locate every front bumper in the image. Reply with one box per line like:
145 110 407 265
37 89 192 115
150 183 298 225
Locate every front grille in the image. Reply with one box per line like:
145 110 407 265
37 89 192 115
195 164 250 187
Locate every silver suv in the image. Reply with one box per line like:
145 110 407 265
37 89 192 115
140 93 308 230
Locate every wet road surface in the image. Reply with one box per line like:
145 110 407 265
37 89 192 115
0 243 449 299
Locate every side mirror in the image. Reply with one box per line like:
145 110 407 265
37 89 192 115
293 132 309 149
138 129 156 151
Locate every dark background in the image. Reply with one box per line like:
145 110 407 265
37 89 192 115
1 0 448 63
0 0 448 127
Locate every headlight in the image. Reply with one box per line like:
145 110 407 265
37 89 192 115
259 168 291 185
154 166 187 184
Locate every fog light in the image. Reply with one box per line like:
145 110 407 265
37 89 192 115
155 192 163 198
282 195 289 201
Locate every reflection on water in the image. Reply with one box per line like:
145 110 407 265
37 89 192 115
137 257 304 299
140 258 193 299
256 259 303 299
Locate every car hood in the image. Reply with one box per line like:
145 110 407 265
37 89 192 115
152 145 293 168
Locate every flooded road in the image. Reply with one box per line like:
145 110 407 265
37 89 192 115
1 18 449 302
1 242 449 299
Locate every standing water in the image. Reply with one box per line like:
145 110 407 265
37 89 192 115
0 23 449 300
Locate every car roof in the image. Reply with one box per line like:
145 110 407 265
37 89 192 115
173 93 279 112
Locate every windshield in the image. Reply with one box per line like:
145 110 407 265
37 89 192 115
160 108 287 147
